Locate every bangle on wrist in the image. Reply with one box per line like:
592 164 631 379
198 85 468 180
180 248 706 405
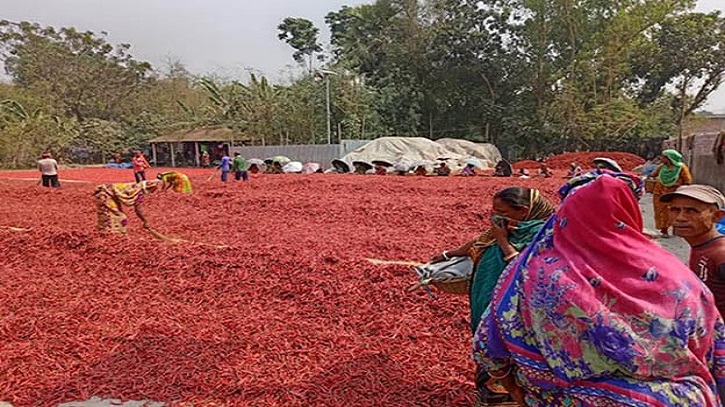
442 251 450 260
503 251 519 262
489 365 513 380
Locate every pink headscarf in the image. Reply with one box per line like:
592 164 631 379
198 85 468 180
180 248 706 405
475 172 725 406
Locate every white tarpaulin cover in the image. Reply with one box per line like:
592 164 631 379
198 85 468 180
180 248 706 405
282 161 304 173
436 138 502 167
301 162 321 174
337 137 501 172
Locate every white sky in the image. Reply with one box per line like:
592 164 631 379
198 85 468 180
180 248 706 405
1 0 724 111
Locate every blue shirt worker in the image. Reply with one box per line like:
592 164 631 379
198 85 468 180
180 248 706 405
218 154 231 182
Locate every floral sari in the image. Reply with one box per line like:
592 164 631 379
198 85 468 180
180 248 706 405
94 182 151 233
473 171 725 406
93 172 191 234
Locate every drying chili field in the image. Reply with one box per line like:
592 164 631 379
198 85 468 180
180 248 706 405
0 168 564 406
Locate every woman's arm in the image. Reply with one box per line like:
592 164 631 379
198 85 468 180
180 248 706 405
134 204 150 228
491 223 519 260
431 239 476 263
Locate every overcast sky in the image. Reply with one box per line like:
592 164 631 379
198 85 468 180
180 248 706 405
2 0 724 111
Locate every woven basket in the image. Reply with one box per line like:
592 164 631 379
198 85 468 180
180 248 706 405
432 278 470 295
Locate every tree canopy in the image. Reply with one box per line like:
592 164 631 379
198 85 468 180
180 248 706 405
1 1 724 167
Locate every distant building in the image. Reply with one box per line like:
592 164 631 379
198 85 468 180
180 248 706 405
148 126 250 167
663 114 725 192
683 114 725 135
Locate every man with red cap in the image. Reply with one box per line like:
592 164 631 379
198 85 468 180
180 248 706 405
37 152 59 188
662 184 725 314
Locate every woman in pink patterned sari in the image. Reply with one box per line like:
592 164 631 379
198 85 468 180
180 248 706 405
473 171 725 406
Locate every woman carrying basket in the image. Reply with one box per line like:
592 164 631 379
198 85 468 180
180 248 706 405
431 187 555 404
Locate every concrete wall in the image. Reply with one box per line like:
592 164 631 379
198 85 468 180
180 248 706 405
664 133 725 192
229 140 370 169
683 115 725 135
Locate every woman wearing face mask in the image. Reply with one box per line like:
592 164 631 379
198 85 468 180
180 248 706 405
431 187 555 404
474 171 725 407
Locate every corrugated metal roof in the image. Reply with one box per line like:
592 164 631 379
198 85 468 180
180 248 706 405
149 126 248 143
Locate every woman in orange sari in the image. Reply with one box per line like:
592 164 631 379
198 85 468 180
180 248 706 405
651 149 692 236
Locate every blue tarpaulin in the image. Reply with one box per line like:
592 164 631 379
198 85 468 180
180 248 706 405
105 162 133 169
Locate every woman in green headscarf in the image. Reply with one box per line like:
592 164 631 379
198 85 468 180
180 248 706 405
651 149 692 236
93 171 192 233
431 187 555 404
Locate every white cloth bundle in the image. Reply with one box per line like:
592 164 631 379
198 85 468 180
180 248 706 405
414 256 473 286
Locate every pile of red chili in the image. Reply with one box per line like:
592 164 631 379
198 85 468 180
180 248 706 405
512 151 645 171
0 170 569 405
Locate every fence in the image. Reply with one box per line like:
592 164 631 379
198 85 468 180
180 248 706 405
663 133 725 192
230 140 370 168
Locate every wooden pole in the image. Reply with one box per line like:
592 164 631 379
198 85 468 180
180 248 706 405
170 143 176 168
195 142 200 167
151 143 157 167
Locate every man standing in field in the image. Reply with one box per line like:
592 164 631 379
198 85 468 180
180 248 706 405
232 152 248 182
663 184 725 314
37 152 60 188
218 152 232 182
132 150 150 183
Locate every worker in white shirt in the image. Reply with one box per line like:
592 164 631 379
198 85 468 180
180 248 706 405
37 152 60 188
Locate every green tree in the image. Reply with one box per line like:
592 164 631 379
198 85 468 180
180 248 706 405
277 17 324 73
0 99 78 167
494 0 695 154
631 11 725 149
326 0 431 135
0 20 153 122
240 74 282 146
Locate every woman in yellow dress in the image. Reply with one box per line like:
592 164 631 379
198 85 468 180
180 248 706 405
93 171 192 233
650 149 692 236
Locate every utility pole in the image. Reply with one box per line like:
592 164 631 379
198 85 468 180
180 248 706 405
316 69 338 145
326 74 331 144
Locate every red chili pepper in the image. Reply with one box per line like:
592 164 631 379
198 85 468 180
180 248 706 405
0 170 575 405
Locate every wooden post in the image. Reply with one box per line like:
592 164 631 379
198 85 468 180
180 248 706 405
195 142 200 167
170 143 176 168
151 143 157 167
677 80 688 152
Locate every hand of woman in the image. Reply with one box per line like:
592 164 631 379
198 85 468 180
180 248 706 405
491 221 510 245
499 373 526 406
430 253 447 263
